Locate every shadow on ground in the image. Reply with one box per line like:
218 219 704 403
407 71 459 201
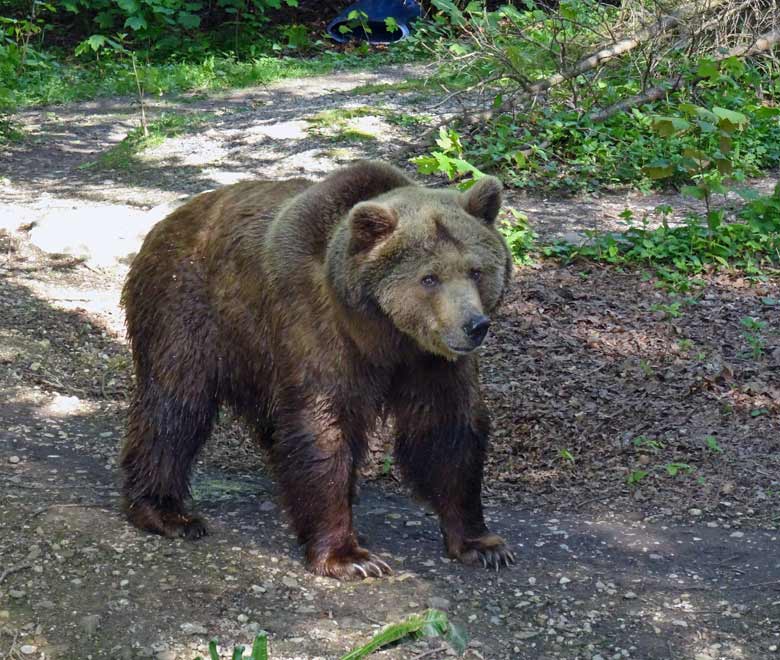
2 242 780 659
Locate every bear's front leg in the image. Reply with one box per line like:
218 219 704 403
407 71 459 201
391 359 514 570
270 411 392 580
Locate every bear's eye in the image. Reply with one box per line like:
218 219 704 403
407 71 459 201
420 274 440 288
469 268 482 282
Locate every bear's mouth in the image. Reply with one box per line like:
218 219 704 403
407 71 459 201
446 344 477 355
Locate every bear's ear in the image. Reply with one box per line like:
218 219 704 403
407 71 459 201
348 202 398 254
462 176 503 225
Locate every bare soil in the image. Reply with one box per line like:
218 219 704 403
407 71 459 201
1 64 779 660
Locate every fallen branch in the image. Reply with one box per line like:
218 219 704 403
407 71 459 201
0 561 32 585
586 28 780 123
528 0 730 98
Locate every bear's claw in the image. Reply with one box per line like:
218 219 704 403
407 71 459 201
453 533 514 571
311 548 393 580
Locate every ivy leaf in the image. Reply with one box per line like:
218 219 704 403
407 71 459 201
116 0 140 14
124 15 147 30
696 58 719 81
642 161 674 180
712 107 748 132
650 116 691 137
177 11 201 28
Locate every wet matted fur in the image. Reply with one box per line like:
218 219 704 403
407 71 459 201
120 161 515 579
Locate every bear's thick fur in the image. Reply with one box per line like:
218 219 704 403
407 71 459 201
120 161 514 578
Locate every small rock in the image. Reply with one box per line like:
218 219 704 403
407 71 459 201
81 614 101 635
8 455 20 464
694 654 714 660
244 622 262 634
259 500 276 512
20 646 37 655
428 596 451 611
729 531 744 538
281 576 298 588
237 614 248 623
9 590 25 599
672 619 688 627
180 622 208 635
514 630 539 640
0 611 9 619
623 591 637 600
559 576 571 585
405 520 421 527
689 508 703 516
157 651 177 660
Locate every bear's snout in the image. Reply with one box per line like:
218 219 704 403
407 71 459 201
463 314 491 347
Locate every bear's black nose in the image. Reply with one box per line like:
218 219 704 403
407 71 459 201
464 315 491 346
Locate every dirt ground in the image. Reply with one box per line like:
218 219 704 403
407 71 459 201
1 64 779 660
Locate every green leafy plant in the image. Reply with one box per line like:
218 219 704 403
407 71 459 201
195 633 268 660
341 609 466 659
644 104 749 234
337 9 372 40
411 127 485 188
75 32 150 134
740 316 767 360
381 451 394 476
412 1 780 192
704 436 723 453
499 208 536 265
665 462 693 477
191 610 465 659
626 470 648 486
558 448 575 465
650 301 683 319
633 436 665 452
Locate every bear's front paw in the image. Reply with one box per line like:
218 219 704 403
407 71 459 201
454 533 514 570
309 545 393 580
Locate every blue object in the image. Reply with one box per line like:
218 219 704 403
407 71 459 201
327 0 422 44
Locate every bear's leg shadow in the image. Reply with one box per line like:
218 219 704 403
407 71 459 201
120 363 218 540
391 360 514 570
270 404 391 580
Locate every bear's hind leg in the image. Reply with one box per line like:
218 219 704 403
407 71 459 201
121 378 218 539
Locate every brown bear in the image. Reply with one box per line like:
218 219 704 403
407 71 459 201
120 161 514 579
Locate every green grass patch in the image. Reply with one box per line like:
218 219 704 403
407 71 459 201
305 105 380 127
0 49 420 112
334 127 377 142
88 111 212 170
348 78 435 96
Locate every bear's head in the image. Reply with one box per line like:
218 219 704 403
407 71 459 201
329 176 512 361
